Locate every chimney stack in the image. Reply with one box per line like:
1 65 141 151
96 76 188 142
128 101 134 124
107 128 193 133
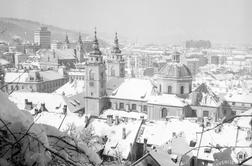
167 147 172 154
84 115 89 124
24 99 33 110
143 138 148 155
115 116 119 125
63 105 67 114
107 115 113 125
140 116 145 124
40 103 47 112
122 127 126 139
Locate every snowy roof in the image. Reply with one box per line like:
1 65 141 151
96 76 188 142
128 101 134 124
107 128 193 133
100 109 147 120
4 72 29 83
54 80 85 97
136 119 201 146
88 118 142 159
147 94 188 107
9 91 84 114
224 92 252 104
0 58 10 65
4 70 65 83
194 124 252 165
233 108 252 128
34 112 87 132
37 49 76 60
189 83 221 107
106 77 124 95
133 149 177 166
110 78 157 101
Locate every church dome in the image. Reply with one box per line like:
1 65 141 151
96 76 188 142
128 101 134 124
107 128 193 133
157 62 192 79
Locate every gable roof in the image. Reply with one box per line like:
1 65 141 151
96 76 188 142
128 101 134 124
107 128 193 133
54 79 85 97
189 83 221 107
87 118 142 159
147 94 188 107
132 150 177 166
110 78 157 101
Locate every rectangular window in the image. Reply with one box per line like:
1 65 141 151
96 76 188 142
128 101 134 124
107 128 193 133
143 105 148 112
203 111 209 117
132 104 136 110
232 102 235 106
119 103 124 110
89 82 94 87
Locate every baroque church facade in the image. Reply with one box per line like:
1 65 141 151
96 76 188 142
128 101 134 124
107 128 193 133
84 30 225 121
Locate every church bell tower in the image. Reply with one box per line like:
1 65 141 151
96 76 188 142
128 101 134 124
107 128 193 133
84 29 107 116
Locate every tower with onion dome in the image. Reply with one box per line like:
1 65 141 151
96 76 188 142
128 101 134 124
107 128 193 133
0 64 5 92
75 33 85 62
84 28 107 116
106 33 125 94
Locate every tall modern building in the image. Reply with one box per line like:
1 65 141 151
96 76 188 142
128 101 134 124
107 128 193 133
34 27 51 49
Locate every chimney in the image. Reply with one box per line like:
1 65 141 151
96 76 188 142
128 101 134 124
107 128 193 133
189 140 196 147
143 138 148 155
124 117 128 123
107 115 113 125
40 103 47 112
84 115 89 124
122 127 126 139
63 105 67 114
24 99 33 110
115 116 120 125
167 147 172 154
140 116 145 124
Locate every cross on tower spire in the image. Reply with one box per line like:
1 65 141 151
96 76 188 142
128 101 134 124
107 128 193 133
112 32 121 54
90 27 101 56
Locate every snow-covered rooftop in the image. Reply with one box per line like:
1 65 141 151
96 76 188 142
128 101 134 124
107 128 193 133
110 78 157 101
194 124 252 165
4 70 65 83
100 109 147 120
136 119 201 146
148 94 188 107
189 83 221 107
233 108 252 129
88 118 142 159
54 80 85 97
34 112 87 132
9 91 85 114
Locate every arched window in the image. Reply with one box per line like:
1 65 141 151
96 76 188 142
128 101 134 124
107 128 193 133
89 70 94 80
111 67 115 76
101 72 104 80
180 86 184 94
168 86 172 94
161 108 168 118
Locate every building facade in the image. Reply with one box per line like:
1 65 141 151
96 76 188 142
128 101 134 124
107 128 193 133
84 30 108 116
4 69 68 93
106 33 126 95
34 27 51 49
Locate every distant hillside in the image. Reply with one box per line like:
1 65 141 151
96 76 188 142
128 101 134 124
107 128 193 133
0 17 108 47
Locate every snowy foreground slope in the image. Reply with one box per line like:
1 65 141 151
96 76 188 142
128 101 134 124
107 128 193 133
0 91 102 166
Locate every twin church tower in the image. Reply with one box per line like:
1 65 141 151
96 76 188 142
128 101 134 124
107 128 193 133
84 29 125 115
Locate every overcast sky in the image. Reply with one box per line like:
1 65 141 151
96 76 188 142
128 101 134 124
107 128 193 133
0 0 251 44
